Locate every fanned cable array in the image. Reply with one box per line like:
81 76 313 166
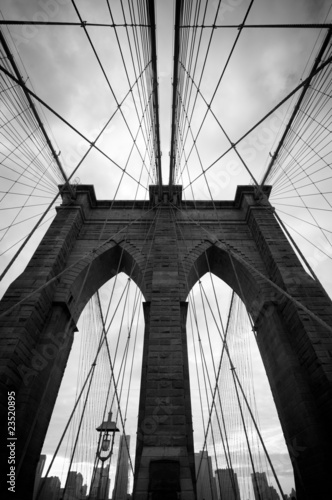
0 28 67 281
0 0 162 284
262 33 332 271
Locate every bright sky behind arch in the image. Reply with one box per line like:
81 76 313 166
0 0 332 498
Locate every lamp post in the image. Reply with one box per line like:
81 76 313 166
92 411 119 500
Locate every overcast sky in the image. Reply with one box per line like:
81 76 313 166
1 0 332 498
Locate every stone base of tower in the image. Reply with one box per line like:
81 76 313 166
134 447 195 499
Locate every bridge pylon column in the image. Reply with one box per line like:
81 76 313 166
133 202 196 499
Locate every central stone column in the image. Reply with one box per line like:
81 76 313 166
133 200 196 499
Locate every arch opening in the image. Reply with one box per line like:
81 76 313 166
186 272 295 499
38 272 145 499
61 242 147 325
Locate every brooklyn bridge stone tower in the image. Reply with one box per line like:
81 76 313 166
0 183 332 499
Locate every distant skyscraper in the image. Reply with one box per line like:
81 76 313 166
268 485 280 500
251 472 274 500
112 435 130 500
215 468 241 500
90 464 111 500
39 476 61 500
64 471 86 499
195 450 217 500
33 454 46 500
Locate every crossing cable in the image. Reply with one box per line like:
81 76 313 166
101 131 154 327
176 0 220 171
116 1 155 179
0 58 67 192
0 20 150 28
188 288 239 495
123 294 142 422
169 0 185 187
178 38 331 194
176 46 332 292
276 218 332 263
70 0 158 188
171 0 216 183
112 88 157 187
37 289 122 498
0 162 57 243
197 279 235 450
171 192 314 496
35 363 97 500
41 207 157 488
175 195 285 497
0 201 158 318
182 54 332 190
178 118 261 343
61 354 98 500
263 66 332 187
144 0 162 190
192 276 251 498
28 305 111 489
198 283 273 497
180 23 332 29
232 366 263 500
175 0 195 173
261 27 332 185
267 136 332 254
0 63 151 280
0 29 74 196
176 0 201 145
176 126 198 205
0 63 150 190
268 101 332 197
94 209 165 479
0 73 62 188
200 280 271 496
178 15 332 170
186 238 286 497
208 291 240 499
170 206 240 497
171 202 332 332
175 63 260 187
172 0 256 187
78 292 114 498
95 292 135 477
105 0 155 181
274 207 332 234
18 141 150 479
127 0 152 146
62 196 159 487
0 213 54 258
177 0 208 169
197 282 241 499
112 289 140 418
0 137 56 195
271 63 332 173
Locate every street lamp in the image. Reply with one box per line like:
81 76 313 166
91 411 119 500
